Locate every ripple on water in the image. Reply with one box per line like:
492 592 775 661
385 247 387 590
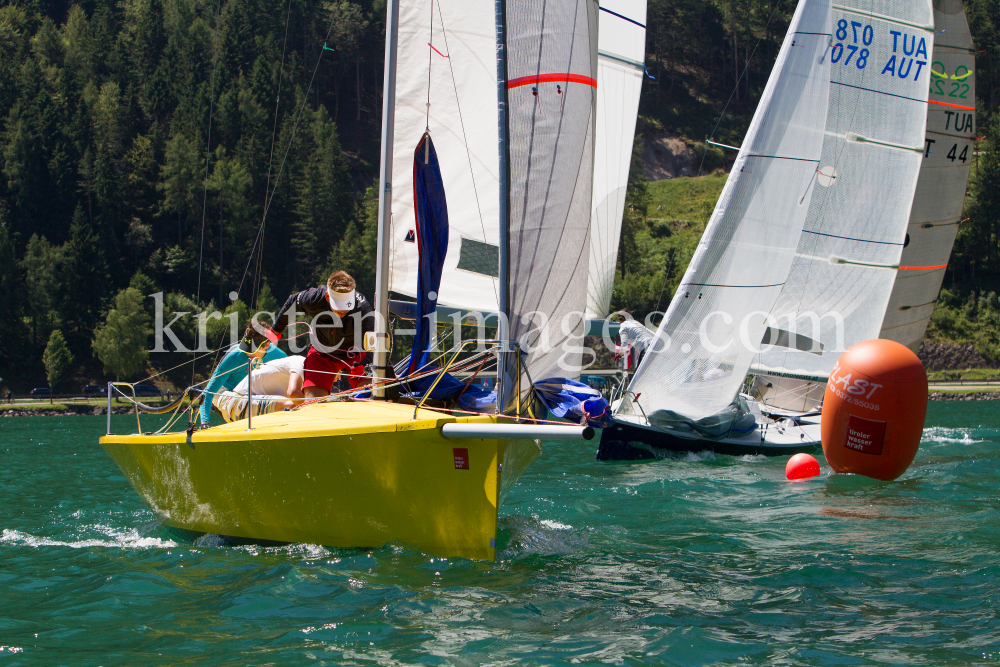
0 410 999 664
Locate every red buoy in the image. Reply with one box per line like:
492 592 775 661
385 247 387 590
821 339 928 481
786 453 820 480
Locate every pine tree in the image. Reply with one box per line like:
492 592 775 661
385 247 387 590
43 329 73 399
93 287 151 381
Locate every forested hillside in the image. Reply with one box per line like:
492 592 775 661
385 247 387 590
1 0 999 390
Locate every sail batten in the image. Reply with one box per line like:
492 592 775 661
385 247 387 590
621 0 833 422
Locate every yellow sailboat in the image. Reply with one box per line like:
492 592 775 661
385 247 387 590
100 0 600 558
102 402 548 560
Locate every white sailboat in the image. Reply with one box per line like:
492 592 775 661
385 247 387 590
879 0 975 349
388 0 643 344
599 0 941 458
99 0 599 560
756 0 971 415
598 0 836 458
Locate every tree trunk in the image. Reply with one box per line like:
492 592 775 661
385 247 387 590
219 198 224 304
356 58 362 121
733 29 739 102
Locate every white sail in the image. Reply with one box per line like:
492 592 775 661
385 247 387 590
879 0 974 350
620 0 832 421
587 0 647 319
388 0 501 313
503 0 598 399
751 0 934 381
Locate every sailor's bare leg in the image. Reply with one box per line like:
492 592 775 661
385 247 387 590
304 386 328 399
283 374 306 411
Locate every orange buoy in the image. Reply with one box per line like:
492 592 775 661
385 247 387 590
821 339 928 481
785 453 820 480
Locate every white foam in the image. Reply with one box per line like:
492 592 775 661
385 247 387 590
0 527 177 550
498 514 588 558
922 427 984 445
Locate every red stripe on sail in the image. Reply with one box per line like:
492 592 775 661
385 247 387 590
898 264 947 270
928 99 975 110
508 73 597 89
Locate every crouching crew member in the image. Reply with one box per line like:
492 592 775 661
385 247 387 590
267 271 374 399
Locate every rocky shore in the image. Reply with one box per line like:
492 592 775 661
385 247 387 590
929 391 1000 401
2 406 138 417
918 342 999 371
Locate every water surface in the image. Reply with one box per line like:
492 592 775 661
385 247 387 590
1 401 998 665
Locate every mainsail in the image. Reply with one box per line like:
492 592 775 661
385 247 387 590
587 0 647 319
389 0 501 313
879 0 974 350
752 0 935 381
502 0 599 404
620 0 832 422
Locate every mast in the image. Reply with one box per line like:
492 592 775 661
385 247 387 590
373 0 400 399
495 0 510 412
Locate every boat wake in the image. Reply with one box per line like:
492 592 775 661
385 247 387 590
922 427 986 445
497 513 589 559
0 525 177 550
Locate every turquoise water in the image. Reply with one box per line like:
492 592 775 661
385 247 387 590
1 402 999 665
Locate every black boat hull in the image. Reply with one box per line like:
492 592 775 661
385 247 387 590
596 418 822 460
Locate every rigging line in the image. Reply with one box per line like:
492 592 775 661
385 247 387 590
251 0 295 309
438 0 500 307
426 0 433 130
202 0 295 380
193 0 223 390
693 0 782 180
197 0 223 308
234 7 342 319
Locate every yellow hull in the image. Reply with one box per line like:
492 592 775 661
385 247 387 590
99 401 540 560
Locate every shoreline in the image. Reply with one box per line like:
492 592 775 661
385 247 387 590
2 391 998 418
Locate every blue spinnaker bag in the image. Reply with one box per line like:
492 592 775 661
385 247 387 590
533 377 609 422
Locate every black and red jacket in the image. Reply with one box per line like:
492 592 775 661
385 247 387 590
272 286 375 361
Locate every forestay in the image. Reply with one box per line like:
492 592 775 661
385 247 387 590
752 0 934 381
587 0 647 319
879 0 974 350
620 0 832 422
389 0 501 313
503 0 598 405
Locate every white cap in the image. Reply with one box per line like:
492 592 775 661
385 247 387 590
327 287 356 311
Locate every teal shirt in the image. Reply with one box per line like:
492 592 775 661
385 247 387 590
199 344 287 424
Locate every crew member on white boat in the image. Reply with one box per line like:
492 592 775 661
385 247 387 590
611 310 655 367
230 355 306 411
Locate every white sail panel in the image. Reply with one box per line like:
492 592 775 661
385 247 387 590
879 0 974 350
504 0 598 399
622 0 832 421
751 0 934 381
389 0 501 312
587 0 647 319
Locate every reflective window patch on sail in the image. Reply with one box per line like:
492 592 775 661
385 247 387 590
761 327 825 355
456 237 500 277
